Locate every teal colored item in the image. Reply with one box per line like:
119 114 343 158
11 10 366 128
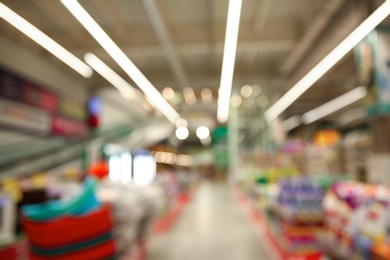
23 177 100 221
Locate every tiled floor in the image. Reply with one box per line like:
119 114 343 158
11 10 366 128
147 182 273 260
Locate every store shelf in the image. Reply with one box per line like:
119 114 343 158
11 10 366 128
234 188 323 260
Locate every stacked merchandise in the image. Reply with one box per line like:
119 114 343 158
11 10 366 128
97 180 163 258
265 177 325 258
20 175 164 260
322 182 390 259
22 177 116 260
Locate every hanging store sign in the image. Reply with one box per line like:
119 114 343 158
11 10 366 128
59 99 87 121
22 83 57 112
51 114 89 137
0 98 50 134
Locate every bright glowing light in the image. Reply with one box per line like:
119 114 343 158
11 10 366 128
120 153 132 184
196 126 210 140
160 152 167 163
265 1 390 121
0 3 92 78
183 87 197 105
257 95 268 107
231 95 242 108
283 115 301 132
217 0 243 123
175 126 189 140
302 86 367 124
109 156 121 181
61 0 180 123
201 88 213 105
241 85 253 98
252 84 262 96
162 87 175 100
133 155 156 186
177 154 192 166
176 118 188 128
84 53 138 100
154 151 162 163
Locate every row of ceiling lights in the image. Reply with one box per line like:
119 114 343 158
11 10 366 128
162 87 214 106
1 1 390 128
230 84 269 108
0 0 240 128
154 152 192 166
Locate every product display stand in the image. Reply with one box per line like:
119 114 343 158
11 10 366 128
234 188 323 260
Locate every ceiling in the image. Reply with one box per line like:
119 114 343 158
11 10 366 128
0 0 387 133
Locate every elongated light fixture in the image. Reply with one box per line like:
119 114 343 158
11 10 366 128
283 115 301 132
84 53 138 100
61 0 181 124
217 0 243 123
265 0 390 122
0 3 92 78
302 86 367 124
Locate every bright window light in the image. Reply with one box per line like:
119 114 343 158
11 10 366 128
265 1 390 122
183 87 197 105
196 126 210 140
0 3 92 78
175 126 189 140
302 86 367 124
217 0 243 123
283 115 301 132
61 0 180 124
84 53 138 100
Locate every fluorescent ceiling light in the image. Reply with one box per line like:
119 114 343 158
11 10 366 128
183 87 197 105
217 0 243 123
0 3 92 78
84 53 138 100
283 115 301 132
265 1 390 122
61 0 180 124
302 86 367 125
176 118 188 128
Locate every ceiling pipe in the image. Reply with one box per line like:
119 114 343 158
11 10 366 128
141 0 190 89
279 0 346 76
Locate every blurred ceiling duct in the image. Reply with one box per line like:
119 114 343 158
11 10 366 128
141 0 190 89
279 0 346 76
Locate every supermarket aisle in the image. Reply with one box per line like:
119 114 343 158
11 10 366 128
147 182 272 260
